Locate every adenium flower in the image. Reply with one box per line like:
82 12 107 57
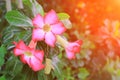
56 35 82 59
32 9 66 47
65 40 82 59
13 40 44 71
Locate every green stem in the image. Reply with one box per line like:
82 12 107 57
17 0 24 9
5 0 12 12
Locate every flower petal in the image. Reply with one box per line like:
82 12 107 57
14 40 28 50
76 40 82 46
66 49 75 59
20 55 27 64
45 32 56 47
13 48 24 56
67 40 82 53
34 50 44 61
32 14 44 28
28 40 37 49
24 56 32 68
32 28 45 41
20 54 32 68
44 10 58 24
51 22 66 34
30 56 44 71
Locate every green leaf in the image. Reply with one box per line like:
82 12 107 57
5 56 23 80
0 45 7 66
15 30 32 41
34 0 44 16
23 0 32 7
5 10 32 27
0 57 4 67
3 31 14 43
2 26 20 50
38 70 47 80
0 75 6 80
78 68 89 80
0 45 7 56
2 25 32 50
57 13 70 20
61 19 72 29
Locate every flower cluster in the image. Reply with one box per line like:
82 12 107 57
13 10 82 71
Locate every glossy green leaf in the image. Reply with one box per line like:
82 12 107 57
3 32 14 43
57 13 70 20
15 30 32 41
0 75 6 80
5 56 23 80
0 45 7 66
5 10 32 27
0 57 4 67
23 0 44 16
2 26 20 50
0 45 7 56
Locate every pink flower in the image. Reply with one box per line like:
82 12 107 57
32 9 66 47
56 35 82 59
65 40 82 59
13 40 44 71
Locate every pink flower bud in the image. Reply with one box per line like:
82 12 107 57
65 40 82 59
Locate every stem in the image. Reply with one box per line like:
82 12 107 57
5 0 12 12
17 0 24 9
56 35 68 47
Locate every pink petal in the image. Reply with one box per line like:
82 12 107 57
45 32 56 47
44 9 59 25
32 14 44 28
28 40 37 49
67 40 82 53
51 22 66 34
76 40 82 46
15 40 28 50
13 48 24 56
23 56 32 68
32 28 45 41
20 55 27 64
67 43 80 53
30 56 44 71
34 50 44 61
66 49 75 59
